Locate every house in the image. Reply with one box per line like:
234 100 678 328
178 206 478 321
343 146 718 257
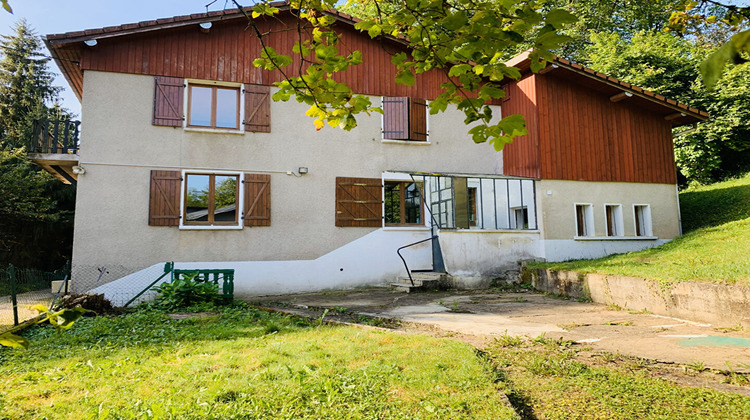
29 6 707 303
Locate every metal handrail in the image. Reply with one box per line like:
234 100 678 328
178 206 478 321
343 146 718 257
397 235 438 286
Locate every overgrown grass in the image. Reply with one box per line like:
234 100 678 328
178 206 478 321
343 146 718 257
530 173 750 285
0 303 516 419
487 336 750 419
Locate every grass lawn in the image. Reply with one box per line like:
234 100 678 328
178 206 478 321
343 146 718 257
0 304 517 419
530 173 750 286
486 336 750 420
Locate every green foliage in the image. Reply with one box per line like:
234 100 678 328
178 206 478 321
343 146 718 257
153 275 221 310
0 305 516 418
244 0 577 149
486 339 750 419
679 171 750 231
583 30 750 184
1 0 10 13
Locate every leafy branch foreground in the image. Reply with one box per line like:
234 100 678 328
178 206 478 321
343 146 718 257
1 304 749 419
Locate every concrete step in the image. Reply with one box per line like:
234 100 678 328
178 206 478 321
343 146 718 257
390 272 452 293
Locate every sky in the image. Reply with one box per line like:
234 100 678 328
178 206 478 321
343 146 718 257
0 0 248 117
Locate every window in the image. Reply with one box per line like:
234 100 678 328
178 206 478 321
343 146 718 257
468 187 477 227
184 173 240 226
605 204 623 236
382 97 428 142
153 77 272 132
384 181 424 225
634 205 652 236
149 171 271 228
511 206 529 229
188 84 240 129
575 204 593 237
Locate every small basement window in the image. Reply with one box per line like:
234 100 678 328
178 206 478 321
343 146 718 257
184 173 240 226
575 204 593 237
384 181 424 225
188 84 241 130
605 204 623 236
634 205 652 236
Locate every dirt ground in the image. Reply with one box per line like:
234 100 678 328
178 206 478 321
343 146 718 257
247 287 750 396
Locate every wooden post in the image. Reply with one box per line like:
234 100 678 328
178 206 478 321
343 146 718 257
9 265 18 326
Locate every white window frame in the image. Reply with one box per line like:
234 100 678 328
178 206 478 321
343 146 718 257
574 203 594 237
633 204 653 237
381 172 429 230
380 97 431 145
603 203 624 237
179 169 245 230
183 79 245 134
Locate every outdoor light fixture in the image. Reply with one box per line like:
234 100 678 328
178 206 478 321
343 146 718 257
83 39 98 47
199 22 212 33
72 165 86 175
298 167 309 175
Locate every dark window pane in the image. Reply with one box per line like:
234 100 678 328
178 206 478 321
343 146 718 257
384 182 401 224
404 182 421 224
190 86 212 127
216 88 238 129
186 174 210 222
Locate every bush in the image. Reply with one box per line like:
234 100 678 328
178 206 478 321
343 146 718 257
153 274 219 310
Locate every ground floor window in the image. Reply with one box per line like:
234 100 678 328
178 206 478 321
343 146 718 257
575 204 593 236
384 181 423 226
634 204 652 236
184 173 239 226
605 204 623 236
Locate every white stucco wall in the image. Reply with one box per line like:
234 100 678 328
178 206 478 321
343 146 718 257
72 71 502 291
535 179 680 262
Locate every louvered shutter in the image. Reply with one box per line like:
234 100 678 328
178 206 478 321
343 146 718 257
243 174 271 226
153 76 184 126
149 170 181 226
409 98 428 141
382 97 409 140
244 84 271 132
335 177 383 227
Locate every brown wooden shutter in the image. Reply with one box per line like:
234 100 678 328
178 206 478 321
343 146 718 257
244 84 271 132
243 174 271 226
153 76 184 126
335 177 383 227
149 170 181 226
409 98 428 141
382 97 409 140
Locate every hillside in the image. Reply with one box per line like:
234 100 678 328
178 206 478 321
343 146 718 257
533 173 750 285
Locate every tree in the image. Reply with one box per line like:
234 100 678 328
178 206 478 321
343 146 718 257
0 20 74 269
0 20 63 149
238 0 577 151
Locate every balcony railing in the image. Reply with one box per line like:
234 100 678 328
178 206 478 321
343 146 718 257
29 119 80 154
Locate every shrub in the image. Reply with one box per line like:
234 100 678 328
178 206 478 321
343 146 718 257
153 274 219 310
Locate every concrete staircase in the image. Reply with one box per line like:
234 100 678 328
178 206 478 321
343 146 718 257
390 272 452 293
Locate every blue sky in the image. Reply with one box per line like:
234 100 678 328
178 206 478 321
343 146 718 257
0 1 248 116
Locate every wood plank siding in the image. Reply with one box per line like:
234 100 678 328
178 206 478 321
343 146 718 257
503 72 677 184
74 14 445 100
500 75 540 179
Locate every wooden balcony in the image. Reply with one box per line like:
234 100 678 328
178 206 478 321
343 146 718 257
27 119 81 185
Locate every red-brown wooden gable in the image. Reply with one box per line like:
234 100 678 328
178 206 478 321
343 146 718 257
503 73 677 185
500 74 540 179
76 14 445 100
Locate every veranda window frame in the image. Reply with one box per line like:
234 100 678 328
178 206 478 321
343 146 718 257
384 180 425 227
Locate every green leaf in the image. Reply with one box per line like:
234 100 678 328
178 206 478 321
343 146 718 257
448 64 472 77
700 41 736 90
395 69 416 86
545 9 577 28
1 0 11 13
442 12 468 31
0 332 29 349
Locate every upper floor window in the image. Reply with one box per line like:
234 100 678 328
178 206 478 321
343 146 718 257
152 76 271 133
188 85 240 129
382 97 429 142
